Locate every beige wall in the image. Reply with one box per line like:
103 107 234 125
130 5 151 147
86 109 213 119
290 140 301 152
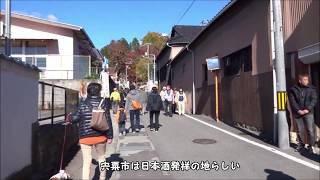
170 46 184 60
0 58 39 179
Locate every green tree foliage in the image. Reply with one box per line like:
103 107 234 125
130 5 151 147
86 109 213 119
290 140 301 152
130 37 140 51
142 32 168 56
134 57 149 82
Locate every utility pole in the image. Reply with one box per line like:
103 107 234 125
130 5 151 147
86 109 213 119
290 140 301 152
4 0 11 56
146 44 150 86
272 0 289 149
153 55 156 84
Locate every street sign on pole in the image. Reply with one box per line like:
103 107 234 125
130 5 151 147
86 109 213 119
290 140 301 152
206 56 220 122
206 56 220 70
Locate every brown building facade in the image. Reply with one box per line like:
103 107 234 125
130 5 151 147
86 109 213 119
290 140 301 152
164 0 319 140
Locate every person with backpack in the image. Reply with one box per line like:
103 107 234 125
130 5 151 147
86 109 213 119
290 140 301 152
125 84 142 133
67 82 113 180
146 86 163 132
175 88 187 115
115 105 127 136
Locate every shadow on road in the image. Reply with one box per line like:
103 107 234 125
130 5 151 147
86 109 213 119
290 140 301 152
295 145 320 163
92 154 124 180
264 169 296 180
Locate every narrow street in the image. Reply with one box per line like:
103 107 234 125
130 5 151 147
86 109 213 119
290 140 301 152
66 112 320 180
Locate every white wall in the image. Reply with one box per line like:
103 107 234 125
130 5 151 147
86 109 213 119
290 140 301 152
8 17 74 56
0 16 78 79
0 58 39 179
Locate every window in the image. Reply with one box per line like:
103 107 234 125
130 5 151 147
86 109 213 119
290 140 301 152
26 57 35 65
223 46 252 76
36 58 47 69
25 41 47 55
11 40 23 54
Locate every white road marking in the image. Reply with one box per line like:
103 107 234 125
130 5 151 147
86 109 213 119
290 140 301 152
184 114 320 171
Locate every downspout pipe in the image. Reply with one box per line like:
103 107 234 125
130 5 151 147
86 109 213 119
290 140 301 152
187 45 196 115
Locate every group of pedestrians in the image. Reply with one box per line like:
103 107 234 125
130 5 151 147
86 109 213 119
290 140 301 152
160 85 187 116
67 72 318 179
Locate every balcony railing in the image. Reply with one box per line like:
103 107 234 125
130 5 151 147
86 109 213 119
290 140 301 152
11 54 93 79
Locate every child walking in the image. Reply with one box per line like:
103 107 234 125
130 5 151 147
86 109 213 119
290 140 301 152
116 105 127 136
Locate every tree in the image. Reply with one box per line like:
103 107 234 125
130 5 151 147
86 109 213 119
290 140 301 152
142 32 168 56
100 38 130 77
134 57 149 82
120 38 130 50
130 37 140 51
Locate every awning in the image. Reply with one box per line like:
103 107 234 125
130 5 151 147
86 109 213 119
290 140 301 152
298 42 320 64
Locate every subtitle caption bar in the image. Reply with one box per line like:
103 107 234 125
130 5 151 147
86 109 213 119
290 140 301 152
99 160 240 172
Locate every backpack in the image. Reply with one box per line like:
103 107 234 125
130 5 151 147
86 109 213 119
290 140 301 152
119 110 126 123
84 98 109 131
127 95 142 110
131 100 142 110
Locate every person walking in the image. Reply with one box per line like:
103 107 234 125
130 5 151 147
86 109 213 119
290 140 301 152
110 88 121 114
79 81 87 102
164 85 174 117
140 87 148 115
125 84 142 133
159 86 166 112
115 105 127 136
100 66 109 98
68 82 113 180
176 88 187 115
288 74 318 153
172 88 178 114
146 86 163 132
119 87 126 107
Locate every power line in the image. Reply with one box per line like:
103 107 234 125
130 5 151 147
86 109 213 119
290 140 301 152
175 0 196 25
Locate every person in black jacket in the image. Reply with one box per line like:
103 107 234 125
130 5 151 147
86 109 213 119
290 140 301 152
68 82 113 180
288 74 318 153
146 86 164 132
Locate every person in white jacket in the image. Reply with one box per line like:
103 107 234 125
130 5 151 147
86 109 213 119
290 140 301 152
159 86 167 111
175 88 187 115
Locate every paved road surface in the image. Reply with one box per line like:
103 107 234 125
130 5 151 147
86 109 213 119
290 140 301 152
66 112 320 180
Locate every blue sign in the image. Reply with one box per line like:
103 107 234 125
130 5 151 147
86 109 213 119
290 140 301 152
206 56 220 70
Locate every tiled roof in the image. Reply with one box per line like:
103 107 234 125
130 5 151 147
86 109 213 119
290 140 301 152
168 25 205 45
0 54 41 72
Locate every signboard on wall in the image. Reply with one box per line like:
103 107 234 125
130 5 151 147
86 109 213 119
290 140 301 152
206 56 220 71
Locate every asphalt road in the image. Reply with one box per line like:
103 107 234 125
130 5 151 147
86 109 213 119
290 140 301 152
66 112 320 180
